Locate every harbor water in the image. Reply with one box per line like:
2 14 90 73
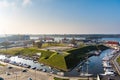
65 49 116 76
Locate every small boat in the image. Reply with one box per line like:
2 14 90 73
102 56 109 61
50 70 54 74
80 73 93 76
31 67 36 70
104 69 114 72
42 69 46 72
36 68 42 71
95 51 100 55
48 67 52 70
105 71 114 75
33 61 39 63
102 61 112 68
40 63 44 66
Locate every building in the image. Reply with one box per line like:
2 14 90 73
105 41 119 49
39 37 55 43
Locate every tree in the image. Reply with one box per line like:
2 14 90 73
33 40 43 48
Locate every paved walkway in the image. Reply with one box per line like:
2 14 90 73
112 51 120 75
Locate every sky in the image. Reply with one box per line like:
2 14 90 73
0 0 120 34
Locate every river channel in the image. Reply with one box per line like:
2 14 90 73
65 49 116 76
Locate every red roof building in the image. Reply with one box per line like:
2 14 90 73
106 41 119 47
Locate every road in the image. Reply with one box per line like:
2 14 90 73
113 52 120 75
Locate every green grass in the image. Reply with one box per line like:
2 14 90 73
40 53 67 71
54 77 69 80
0 47 54 57
117 56 120 65
0 48 23 55
42 43 67 48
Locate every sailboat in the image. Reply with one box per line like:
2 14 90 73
97 74 100 80
80 58 93 77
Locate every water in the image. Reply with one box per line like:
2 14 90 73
102 38 120 42
30 36 85 42
65 49 116 76
0 55 58 73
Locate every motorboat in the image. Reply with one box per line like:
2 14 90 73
80 73 93 76
102 56 109 61
97 75 100 80
42 68 46 72
105 71 114 75
102 61 112 68
31 67 36 70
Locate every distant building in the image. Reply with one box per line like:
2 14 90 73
105 41 119 49
39 37 54 42
61 38 70 43
106 41 119 46
23 35 30 40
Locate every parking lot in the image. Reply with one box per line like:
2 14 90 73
0 65 53 80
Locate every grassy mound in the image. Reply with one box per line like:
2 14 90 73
39 53 67 71
0 48 54 57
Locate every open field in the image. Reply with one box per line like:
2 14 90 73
41 43 67 48
0 47 55 57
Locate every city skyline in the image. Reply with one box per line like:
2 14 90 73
0 0 120 34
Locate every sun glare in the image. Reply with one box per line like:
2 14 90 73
0 27 3 34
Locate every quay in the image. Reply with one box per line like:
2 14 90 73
111 51 120 75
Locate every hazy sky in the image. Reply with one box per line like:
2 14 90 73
0 0 120 34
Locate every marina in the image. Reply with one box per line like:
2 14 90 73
0 55 59 75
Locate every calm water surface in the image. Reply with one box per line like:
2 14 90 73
65 49 115 76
